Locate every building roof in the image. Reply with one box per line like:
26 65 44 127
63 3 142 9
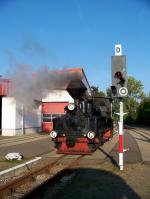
51 67 91 95
0 68 91 97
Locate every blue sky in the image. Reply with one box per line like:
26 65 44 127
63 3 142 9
0 0 150 93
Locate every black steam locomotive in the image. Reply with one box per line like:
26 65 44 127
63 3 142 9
50 79 113 154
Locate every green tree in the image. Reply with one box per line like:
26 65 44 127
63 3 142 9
91 86 106 97
137 96 150 125
106 87 111 97
124 76 144 123
107 76 145 123
127 76 145 99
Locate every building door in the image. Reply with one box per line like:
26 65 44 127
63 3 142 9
0 96 2 135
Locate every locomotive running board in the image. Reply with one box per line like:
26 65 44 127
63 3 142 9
54 137 100 155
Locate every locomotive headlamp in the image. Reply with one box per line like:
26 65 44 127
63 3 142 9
50 131 58 138
67 103 75 111
87 131 95 139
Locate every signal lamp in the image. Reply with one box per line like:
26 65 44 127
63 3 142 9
114 71 125 86
115 71 122 79
119 87 128 96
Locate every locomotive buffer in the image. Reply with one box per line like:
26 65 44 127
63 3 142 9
111 44 128 170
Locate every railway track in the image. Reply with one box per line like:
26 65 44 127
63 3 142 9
0 154 84 199
125 125 150 142
22 155 84 199
1 126 148 198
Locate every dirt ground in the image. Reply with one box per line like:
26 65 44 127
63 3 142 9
0 158 149 199
46 161 150 199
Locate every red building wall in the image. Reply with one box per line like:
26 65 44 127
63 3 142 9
42 102 68 114
42 102 68 132
0 79 11 96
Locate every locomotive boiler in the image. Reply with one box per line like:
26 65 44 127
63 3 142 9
49 79 113 154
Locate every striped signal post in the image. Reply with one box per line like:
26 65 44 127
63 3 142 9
119 99 124 170
112 44 128 170
116 98 128 170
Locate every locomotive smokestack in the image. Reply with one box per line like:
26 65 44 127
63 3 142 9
67 79 87 100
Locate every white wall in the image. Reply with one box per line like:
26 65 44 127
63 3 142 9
23 107 41 129
15 102 23 130
2 97 41 136
42 90 74 103
2 90 74 136
2 97 16 136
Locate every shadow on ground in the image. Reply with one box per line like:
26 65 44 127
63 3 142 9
23 168 142 199
109 132 143 163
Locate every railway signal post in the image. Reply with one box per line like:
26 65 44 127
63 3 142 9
118 98 124 170
111 44 128 170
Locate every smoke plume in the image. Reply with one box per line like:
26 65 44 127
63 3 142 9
21 35 47 58
7 54 81 109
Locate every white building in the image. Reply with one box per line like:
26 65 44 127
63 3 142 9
0 68 91 136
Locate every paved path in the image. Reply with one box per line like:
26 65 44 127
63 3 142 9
0 127 149 164
82 127 150 164
127 128 150 163
110 127 150 164
80 132 119 164
0 134 54 160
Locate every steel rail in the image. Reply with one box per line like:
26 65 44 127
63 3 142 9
0 154 66 198
21 155 84 199
125 125 150 142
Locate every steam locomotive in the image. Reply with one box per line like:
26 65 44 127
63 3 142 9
49 79 113 154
